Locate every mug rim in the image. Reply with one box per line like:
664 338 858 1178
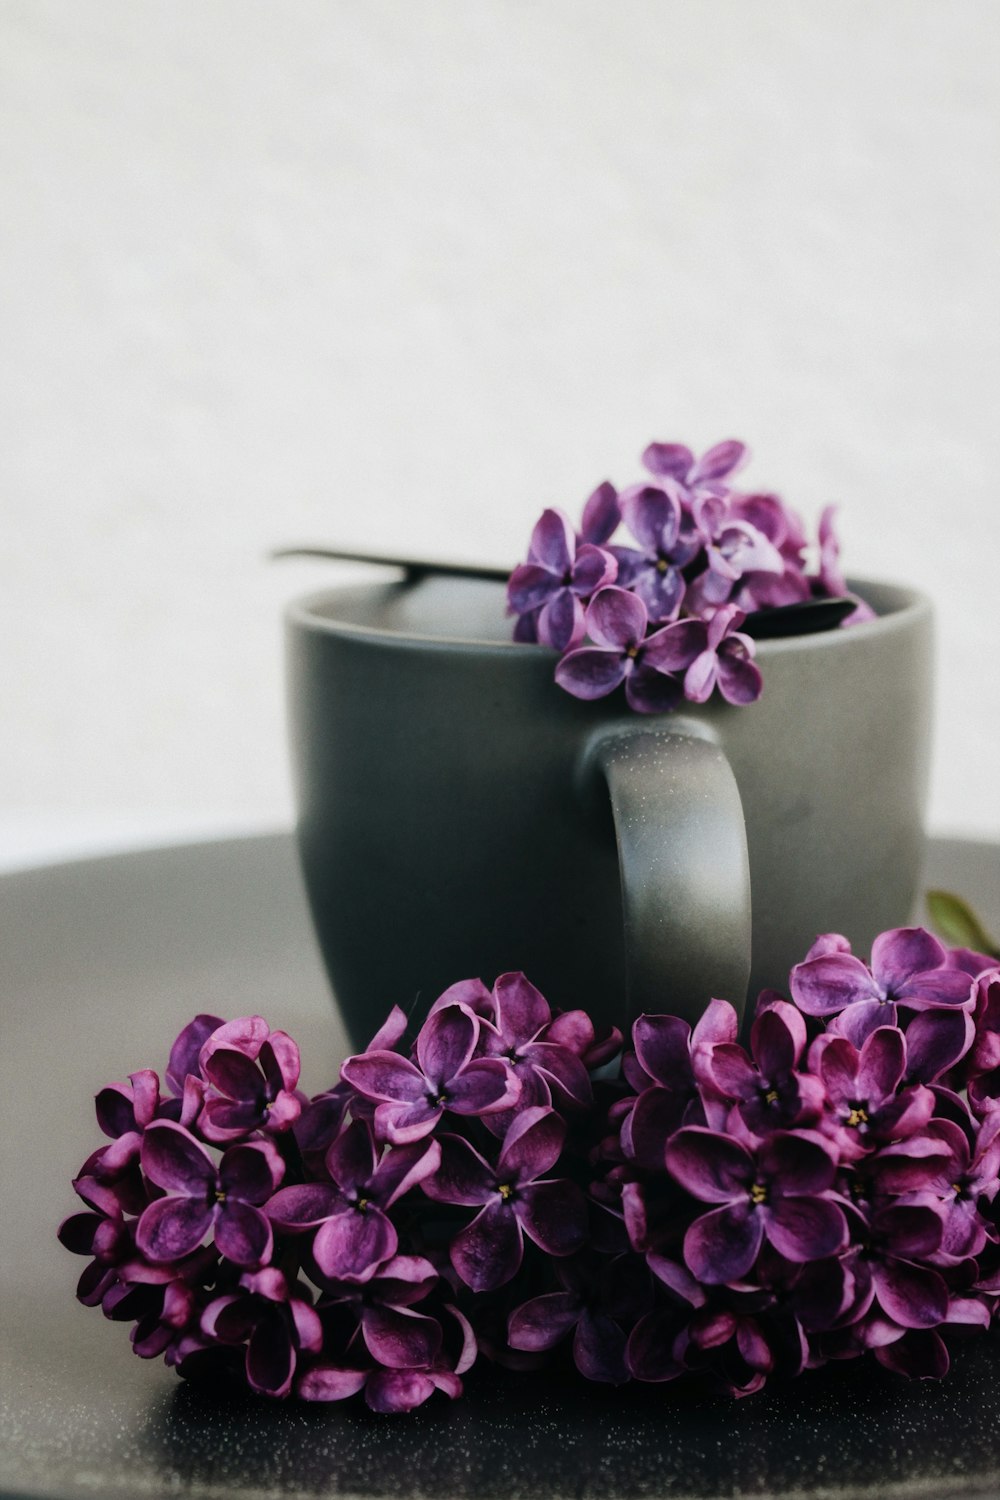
285 575 931 658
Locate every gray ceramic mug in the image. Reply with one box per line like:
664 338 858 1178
286 576 932 1046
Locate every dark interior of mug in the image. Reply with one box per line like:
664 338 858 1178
292 576 924 649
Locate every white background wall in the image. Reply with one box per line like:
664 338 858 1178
2 0 998 867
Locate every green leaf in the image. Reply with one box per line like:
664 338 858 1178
925 889 1000 959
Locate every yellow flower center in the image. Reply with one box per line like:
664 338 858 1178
750 1182 768 1206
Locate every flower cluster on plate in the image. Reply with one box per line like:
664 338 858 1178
60 920 1000 1411
507 438 871 713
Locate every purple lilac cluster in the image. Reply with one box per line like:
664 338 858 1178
61 934 1000 1407
507 438 871 713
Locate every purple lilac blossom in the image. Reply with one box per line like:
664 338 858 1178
62 924 1000 1406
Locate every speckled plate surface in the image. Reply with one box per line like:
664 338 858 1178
2 833 999 1500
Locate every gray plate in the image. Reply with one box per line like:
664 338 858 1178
2 834 999 1500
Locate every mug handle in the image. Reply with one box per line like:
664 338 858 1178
581 722 752 1026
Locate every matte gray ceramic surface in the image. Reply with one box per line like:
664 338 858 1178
2 833 998 1500
286 577 932 1045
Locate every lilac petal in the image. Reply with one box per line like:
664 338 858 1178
574 1310 629 1384
341 1051 427 1105
199 1015 269 1065
760 1133 837 1196
875 1329 949 1380
428 979 494 1021
876 1203 944 1260
642 442 694 480
857 1027 905 1102
140 1121 215 1194
96 1083 140 1138
497 1107 566 1182
451 1199 523 1292
313 1207 398 1280
585 585 646 649
623 1087 689 1168
326 1119 378 1195
690 439 748 484
215 1201 273 1267
708 1044 757 1101
137 1196 214 1262
642 618 705 673
203 1047 265 1104
682 651 719 704
517 1179 588 1257
522 1042 592 1107
754 1003 804 1075
572 543 618 595
374 1098 441 1145
367 1004 410 1050
265 1183 343 1229
529 508 575 574
200 1098 267 1138
538 589 584 653
420 1135 494 1206
632 566 685 624
298 1365 369 1402
905 1010 974 1083
872 1262 949 1329
620 484 682 553
580 480 620 545
363 1305 442 1370
373 1139 441 1208
219 1141 284 1204
261 1032 300 1093
827 999 895 1047
625 666 684 714
666 1127 752 1202
166 1014 225 1094
246 1315 295 1398
446 1058 518 1114
765 1198 847 1262
512 608 540 643
684 1202 763 1284
871 928 947 993
633 1014 691 1084
508 1293 581 1351
627 1310 686 1382
507 563 557 615
736 1319 774 1374
375 1254 440 1307
692 998 740 1051
493 971 550 1046
365 1370 437 1414
416 1005 477 1088
716 652 763 706
896 968 976 1009
58 1212 102 1256
554 647 626 701
790 953 881 1015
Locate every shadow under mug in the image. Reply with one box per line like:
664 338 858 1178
286 576 932 1046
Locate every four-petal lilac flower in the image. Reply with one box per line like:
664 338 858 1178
648 603 763 706
506 508 618 652
555 587 684 714
341 1004 519 1144
667 1126 847 1284
137 1120 284 1267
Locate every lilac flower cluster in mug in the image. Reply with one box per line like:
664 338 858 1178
506 438 872 713
61 933 1000 1409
